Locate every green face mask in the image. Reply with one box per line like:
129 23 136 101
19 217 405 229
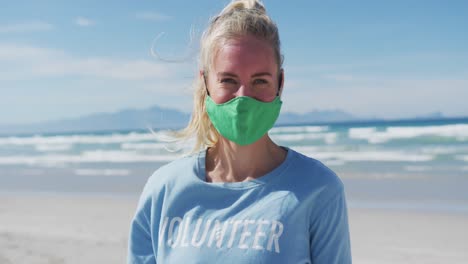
205 96 282 146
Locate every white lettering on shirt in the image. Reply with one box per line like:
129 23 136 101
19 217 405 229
159 216 284 253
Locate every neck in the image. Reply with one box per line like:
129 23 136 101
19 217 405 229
205 135 286 183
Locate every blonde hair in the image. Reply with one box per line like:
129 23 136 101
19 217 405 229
170 0 283 154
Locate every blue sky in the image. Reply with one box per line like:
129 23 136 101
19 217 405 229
1 0 467 125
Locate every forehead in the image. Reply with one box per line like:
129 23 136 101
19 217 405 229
212 35 277 74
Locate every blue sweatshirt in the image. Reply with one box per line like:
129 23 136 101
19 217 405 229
127 147 352 263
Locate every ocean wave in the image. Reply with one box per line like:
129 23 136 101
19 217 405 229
271 132 337 144
0 150 180 166
300 150 434 162
74 169 131 176
121 142 167 150
288 146 321 153
0 132 161 146
349 124 468 144
270 125 329 134
35 144 73 152
322 160 347 166
404 165 433 172
420 146 468 155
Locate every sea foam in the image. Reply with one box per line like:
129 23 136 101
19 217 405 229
0 150 179 166
349 124 468 144
300 150 434 162
270 125 329 134
0 132 159 145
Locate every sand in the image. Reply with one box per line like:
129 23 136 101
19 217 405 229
0 192 467 264
0 193 136 264
349 208 468 263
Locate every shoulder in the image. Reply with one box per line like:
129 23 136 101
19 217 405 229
285 147 345 201
149 153 199 181
138 152 200 203
288 147 343 188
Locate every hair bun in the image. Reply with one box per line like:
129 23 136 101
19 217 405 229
219 0 266 17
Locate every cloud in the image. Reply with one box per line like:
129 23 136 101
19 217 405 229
0 21 54 33
281 73 468 118
0 43 65 60
75 17 95 27
135 12 172 21
0 43 190 81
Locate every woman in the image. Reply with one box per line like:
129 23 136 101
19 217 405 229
128 0 352 263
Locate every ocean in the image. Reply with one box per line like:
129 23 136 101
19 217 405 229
1 118 467 213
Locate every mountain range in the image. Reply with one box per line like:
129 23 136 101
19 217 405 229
0 105 448 135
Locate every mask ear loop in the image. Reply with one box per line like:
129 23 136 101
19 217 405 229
203 72 210 96
277 73 283 96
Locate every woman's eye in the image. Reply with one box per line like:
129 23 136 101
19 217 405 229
220 78 237 84
253 79 268 85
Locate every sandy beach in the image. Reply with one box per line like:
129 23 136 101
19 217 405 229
0 193 135 264
0 192 467 264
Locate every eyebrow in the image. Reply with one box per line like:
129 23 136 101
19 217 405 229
217 72 273 78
